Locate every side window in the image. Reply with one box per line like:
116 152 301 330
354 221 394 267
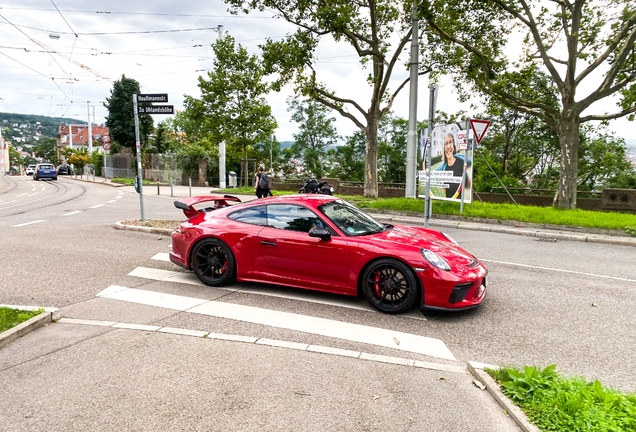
227 205 268 226
267 204 328 233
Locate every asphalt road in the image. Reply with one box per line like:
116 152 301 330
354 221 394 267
2 174 635 430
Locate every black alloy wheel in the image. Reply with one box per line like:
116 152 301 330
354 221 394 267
191 239 236 286
361 259 419 314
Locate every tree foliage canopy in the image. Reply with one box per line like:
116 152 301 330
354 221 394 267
224 0 431 197
422 0 636 208
104 75 153 151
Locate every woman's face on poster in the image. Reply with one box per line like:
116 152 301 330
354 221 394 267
444 134 455 160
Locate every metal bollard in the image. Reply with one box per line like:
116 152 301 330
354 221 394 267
170 179 174 197
157 181 160 195
189 178 192 197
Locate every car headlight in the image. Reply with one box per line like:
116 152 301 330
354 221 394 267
421 249 450 271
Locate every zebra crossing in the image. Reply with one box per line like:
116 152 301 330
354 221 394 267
95 252 458 362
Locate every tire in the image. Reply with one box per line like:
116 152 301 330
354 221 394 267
53 177 57 181
361 259 419 314
191 239 236 286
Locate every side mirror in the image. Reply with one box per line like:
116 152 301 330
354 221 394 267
309 226 331 241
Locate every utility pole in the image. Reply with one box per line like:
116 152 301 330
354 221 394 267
87 101 93 153
217 24 227 189
405 1 419 198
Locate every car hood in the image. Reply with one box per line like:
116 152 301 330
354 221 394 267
366 224 477 265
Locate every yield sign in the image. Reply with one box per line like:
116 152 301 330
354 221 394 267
470 119 491 144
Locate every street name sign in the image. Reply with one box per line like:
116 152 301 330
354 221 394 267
137 94 168 103
138 105 174 114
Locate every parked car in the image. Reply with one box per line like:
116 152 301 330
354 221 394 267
170 194 488 314
25 165 36 175
57 164 73 175
33 163 57 181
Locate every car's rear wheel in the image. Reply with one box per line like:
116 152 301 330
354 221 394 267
362 259 419 314
191 239 236 286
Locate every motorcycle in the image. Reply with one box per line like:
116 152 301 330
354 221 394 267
298 177 334 195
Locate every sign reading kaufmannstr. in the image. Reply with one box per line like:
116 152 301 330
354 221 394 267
136 93 168 103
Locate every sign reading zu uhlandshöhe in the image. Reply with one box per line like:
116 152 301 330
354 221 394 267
138 105 174 114
136 93 168 103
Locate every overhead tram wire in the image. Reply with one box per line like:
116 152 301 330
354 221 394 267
0 51 73 104
50 0 78 37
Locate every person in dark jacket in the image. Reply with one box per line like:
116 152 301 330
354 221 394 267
254 166 272 198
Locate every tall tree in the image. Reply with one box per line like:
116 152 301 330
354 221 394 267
33 137 58 163
8 145 23 170
224 0 436 198
182 35 277 186
423 0 636 209
288 98 340 177
104 75 153 152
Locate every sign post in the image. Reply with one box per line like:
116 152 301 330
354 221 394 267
133 93 173 221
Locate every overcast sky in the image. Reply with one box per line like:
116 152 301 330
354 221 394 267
0 1 633 143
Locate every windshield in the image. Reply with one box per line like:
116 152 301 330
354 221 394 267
319 200 386 236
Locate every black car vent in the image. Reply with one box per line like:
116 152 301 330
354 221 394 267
448 283 472 304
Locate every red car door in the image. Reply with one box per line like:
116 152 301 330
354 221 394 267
255 204 353 295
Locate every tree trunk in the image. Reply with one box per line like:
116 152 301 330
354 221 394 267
363 115 379 198
197 158 207 187
553 118 579 209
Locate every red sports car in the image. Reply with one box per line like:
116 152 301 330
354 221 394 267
170 194 487 314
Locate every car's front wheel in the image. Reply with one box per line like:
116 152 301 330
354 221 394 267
191 239 236 286
361 259 419 314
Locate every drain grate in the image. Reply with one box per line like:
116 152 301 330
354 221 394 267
535 237 559 242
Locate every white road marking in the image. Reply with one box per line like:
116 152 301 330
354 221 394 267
15 193 27 198
96 285 454 360
107 200 117 203
151 252 170 261
0 200 16 206
28 193 38 197
127 266 425 319
62 211 81 216
31 188 36 191
482 259 636 284
13 220 45 227
58 317 465 373
89 204 104 209
116 196 123 199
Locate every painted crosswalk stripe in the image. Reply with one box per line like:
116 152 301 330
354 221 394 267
62 211 81 216
127 266 424 316
151 252 170 262
107 200 117 203
96 285 454 360
89 204 104 209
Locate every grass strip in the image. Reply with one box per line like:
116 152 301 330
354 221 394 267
0 307 44 333
487 365 636 432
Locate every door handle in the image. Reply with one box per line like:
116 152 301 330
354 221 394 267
261 240 277 246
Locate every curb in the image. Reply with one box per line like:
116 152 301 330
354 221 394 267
0 305 61 349
467 362 540 432
114 221 173 236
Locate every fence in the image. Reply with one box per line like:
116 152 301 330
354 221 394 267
103 153 181 185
